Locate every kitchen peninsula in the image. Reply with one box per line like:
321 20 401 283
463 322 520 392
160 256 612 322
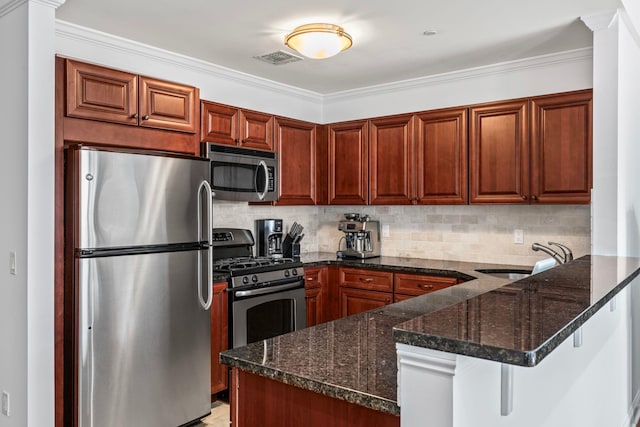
221 254 640 427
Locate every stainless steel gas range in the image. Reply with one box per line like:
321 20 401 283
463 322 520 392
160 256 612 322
212 228 306 348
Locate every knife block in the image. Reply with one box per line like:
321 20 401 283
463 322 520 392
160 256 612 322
282 235 300 260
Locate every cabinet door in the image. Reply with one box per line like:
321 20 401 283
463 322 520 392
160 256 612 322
211 282 229 394
415 108 468 204
304 267 328 326
339 287 391 318
139 76 198 133
470 100 529 204
328 121 369 205
200 101 239 145
66 59 138 125
530 90 592 204
394 273 457 297
275 118 318 205
239 109 274 151
305 287 322 327
369 115 414 205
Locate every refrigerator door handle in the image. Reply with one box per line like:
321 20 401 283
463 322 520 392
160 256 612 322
197 179 213 310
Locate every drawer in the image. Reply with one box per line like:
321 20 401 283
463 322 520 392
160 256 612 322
394 273 457 296
304 267 325 289
340 268 393 292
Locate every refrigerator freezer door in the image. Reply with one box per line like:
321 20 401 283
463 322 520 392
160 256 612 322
77 148 210 249
78 250 211 427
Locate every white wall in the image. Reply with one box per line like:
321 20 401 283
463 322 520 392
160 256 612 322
0 1 61 426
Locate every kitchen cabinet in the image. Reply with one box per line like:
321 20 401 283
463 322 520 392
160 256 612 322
66 58 198 133
369 114 414 205
470 90 592 204
338 268 393 317
210 282 229 395
414 107 468 204
393 273 457 301
304 266 328 326
201 100 274 151
530 90 592 204
274 118 327 205
469 99 530 204
328 120 369 205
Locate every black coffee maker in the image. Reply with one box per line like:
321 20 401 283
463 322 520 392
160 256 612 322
255 219 283 258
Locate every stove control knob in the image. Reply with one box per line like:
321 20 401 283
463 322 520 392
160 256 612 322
284 270 290 277
242 276 249 285
252 275 258 283
291 269 298 276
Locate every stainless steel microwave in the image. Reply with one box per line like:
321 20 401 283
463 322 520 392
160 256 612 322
205 144 278 202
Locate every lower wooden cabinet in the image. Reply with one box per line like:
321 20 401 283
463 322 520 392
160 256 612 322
393 273 457 301
339 287 392 318
304 267 328 327
210 282 229 395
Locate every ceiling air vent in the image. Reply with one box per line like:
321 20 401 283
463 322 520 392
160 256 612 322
254 50 303 65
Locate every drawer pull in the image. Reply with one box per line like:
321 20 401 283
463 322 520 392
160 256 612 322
359 278 374 283
307 278 314 281
418 284 435 290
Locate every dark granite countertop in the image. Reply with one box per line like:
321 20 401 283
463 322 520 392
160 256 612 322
220 253 640 415
394 255 640 367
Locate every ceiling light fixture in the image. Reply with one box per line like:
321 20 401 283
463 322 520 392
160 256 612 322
284 23 352 59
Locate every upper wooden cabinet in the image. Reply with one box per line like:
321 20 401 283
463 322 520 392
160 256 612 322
369 114 414 205
530 90 592 204
328 121 369 205
414 108 468 205
274 117 326 205
469 99 530 204
470 90 592 204
65 59 198 133
201 101 274 151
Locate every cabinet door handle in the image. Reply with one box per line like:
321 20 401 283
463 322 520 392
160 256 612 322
418 284 434 290
385 298 391 303
142 115 150 120
131 113 138 119
531 195 538 201
306 278 314 282
521 195 528 200
359 277 374 283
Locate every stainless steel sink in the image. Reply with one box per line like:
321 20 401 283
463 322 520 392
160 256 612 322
475 268 533 280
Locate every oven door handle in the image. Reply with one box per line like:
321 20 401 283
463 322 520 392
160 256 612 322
255 160 268 201
233 280 303 298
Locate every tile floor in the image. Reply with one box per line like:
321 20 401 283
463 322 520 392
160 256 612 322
195 400 230 427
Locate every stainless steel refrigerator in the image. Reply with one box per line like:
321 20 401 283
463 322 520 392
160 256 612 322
69 146 213 427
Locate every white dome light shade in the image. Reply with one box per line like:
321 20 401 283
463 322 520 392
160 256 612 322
285 23 352 59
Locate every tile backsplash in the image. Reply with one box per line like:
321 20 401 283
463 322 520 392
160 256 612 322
213 201 590 267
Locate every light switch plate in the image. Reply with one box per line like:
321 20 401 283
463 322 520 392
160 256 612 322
382 224 390 238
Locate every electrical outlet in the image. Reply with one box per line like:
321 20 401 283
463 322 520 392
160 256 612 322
2 391 9 416
9 251 16 275
382 224 390 238
513 229 524 245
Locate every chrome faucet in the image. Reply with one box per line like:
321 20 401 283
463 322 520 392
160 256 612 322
531 242 573 264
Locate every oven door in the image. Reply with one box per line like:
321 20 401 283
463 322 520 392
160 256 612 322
230 279 305 348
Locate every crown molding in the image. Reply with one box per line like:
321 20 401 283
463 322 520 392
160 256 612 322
324 47 593 101
581 10 619 32
0 0 64 16
55 19 323 104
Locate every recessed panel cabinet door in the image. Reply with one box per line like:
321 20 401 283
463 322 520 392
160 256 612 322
530 90 592 204
470 100 529 204
66 59 139 125
275 117 318 205
415 108 468 204
328 121 369 205
139 76 198 133
200 101 239 145
369 115 414 205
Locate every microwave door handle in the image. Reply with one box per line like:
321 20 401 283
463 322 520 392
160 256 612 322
256 160 268 201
